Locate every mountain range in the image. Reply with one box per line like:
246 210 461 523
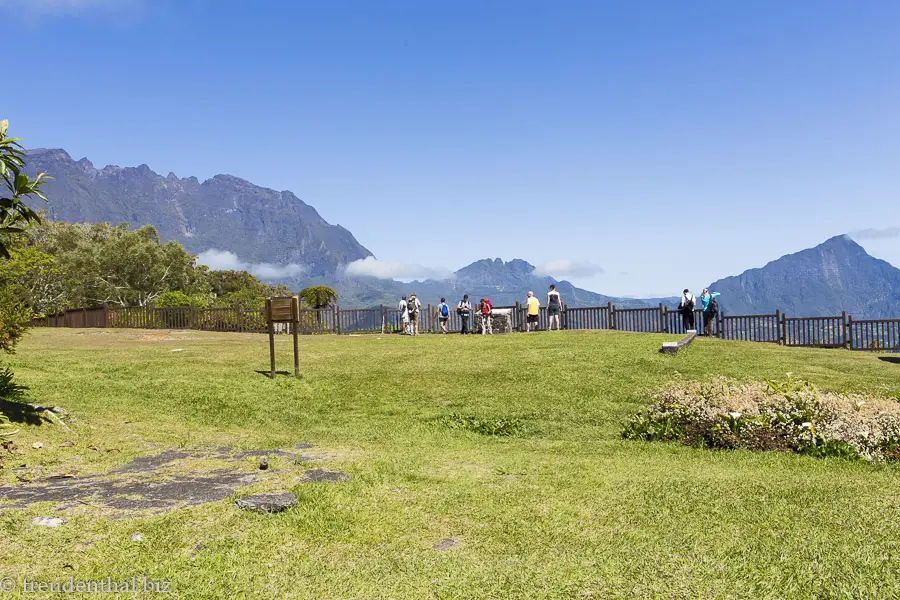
23 149 900 317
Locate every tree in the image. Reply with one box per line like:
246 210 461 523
0 121 47 359
298 286 338 309
0 120 47 258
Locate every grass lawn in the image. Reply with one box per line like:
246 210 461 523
2 328 900 599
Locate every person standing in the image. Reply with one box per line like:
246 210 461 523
479 297 493 335
700 288 721 337
407 292 421 336
679 289 696 331
438 297 450 334
457 295 472 335
526 291 540 331
399 295 409 335
547 285 562 331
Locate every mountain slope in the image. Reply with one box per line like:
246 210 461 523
709 235 900 318
24 149 372 276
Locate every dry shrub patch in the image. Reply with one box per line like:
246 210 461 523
623 374 900 462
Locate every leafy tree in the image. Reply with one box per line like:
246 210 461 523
0 245 66 316
298 285 338 309
0 120 48 258
28 222 199 307
155 290 209 309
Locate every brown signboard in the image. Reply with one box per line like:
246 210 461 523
265 296 300 378
267 296 298 323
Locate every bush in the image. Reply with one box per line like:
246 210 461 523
442 413 526 436
0 286 30 353
623 374 900 463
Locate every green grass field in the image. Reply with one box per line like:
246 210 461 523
2 328 900 599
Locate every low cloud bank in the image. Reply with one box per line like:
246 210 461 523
343 257 452 282
849 228 900 241
196 249 306 280
534 259 604 278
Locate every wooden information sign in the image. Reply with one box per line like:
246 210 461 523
265 296 300 378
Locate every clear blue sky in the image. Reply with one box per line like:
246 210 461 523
5 0 899 296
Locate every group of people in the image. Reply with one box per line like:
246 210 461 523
397 285 565 335
678 288 720 335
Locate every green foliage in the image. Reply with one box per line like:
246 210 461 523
442 412 526 436
298 285 338 309
0 120 48 259
0 285 30 353
27 221 201 307
155 290 209 309
0 366 26 402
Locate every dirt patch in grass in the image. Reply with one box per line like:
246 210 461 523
0 446 348 516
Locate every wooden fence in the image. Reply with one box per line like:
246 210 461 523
29 304 900 352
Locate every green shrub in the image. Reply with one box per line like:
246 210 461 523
623 375 900 463
442 413 526 436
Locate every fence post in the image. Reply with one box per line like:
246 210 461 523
718 310 725 339
658 303 664 333
608 302 615 330
779 311 786 345
845 313 852 350
334 305 340 334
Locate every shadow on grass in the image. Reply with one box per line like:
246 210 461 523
254 370 294 379
0 399 53 426
878 356 900 365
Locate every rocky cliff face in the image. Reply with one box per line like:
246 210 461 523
25 149 373 276
708 235 900 318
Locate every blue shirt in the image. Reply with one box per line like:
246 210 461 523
701 292 720 311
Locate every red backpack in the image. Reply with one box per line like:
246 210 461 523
481 299 492 315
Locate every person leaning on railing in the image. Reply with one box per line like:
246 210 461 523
701 288 721 337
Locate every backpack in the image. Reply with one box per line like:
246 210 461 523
709 298 719 314
407 296 418 315
440 303 449 317
482 299 492 315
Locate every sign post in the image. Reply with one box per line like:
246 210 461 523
265 296 300 378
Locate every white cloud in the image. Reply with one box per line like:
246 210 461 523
196 249 306 281
534 259 604 279
849 227 900 241
343 257 451 282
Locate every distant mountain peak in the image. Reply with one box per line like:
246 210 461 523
709 236 900 318
24 148 373 276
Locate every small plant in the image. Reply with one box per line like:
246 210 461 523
443 413 526 436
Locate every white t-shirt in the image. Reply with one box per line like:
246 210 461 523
680 293 695 307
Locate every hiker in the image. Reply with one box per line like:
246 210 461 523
526 291 540 331
399 295 409 335
679 288 696 331
407 292 421 336
438 297 450 334
479 297 493 335
457 295 472 335
701 288 721 336
547 285 562 330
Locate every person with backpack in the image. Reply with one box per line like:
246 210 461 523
407 292 421 336
678 288 696 331
457 295 472 334
399 295 409 335
479 297 493 335
526 291 540 331
547 285 562 331
438 297 450 334
701 288 721 337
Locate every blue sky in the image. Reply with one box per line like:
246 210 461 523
4 0 899 296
